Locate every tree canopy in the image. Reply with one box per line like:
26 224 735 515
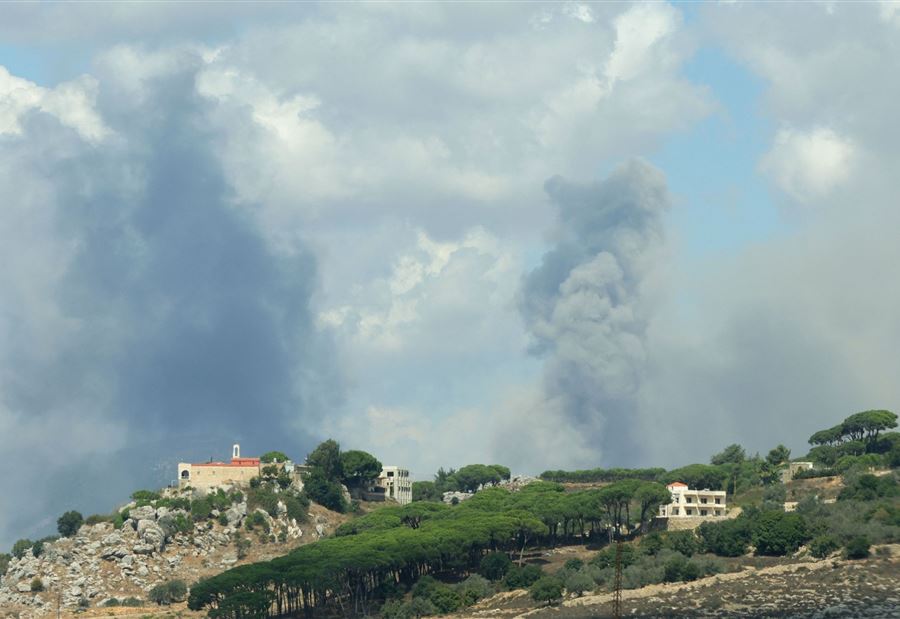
260 451 290 464
306 439 344 481
57 511 83 538
710 444 746 466
340 450 383 489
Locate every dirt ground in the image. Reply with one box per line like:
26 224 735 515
459 545 900 619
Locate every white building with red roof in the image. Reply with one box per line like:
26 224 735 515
658 481 727 518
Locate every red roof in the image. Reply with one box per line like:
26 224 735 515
667 481 688 488
192 458 260 468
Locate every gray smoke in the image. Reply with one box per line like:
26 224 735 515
0 55 340 547
518 159 670 465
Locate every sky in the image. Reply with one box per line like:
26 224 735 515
2 1 900 548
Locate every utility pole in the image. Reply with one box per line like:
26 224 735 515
612 540 623 619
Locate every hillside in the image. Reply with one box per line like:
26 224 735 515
0 484 349 618
456 544 900 618
2 414 899 619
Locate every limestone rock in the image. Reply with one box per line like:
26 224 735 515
130 505 156 521
225 502 247 526
137 519 165 551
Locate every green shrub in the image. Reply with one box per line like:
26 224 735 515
30 577 44 592
663 554 688 582
479 552 512 581
131 490 161 502
429 587 462 613
57 510 84 537
664 530 698 557
456 574 493 605
563 570 594 596
411 575 439 599
148 579 188 605
529 576 563 606
302 469 346 513
85 514 112 526
246 486 280 517
190 497 213 520
0 553 10 575
159 513 193 537
31 540 44 558
752 511 810 556
640 532 663 555
11 539 33 559
698 518 752 556
794 467 838 479
155 497 191 511
563 558 584 571
681 560 702 581
245 511 270 533
591 543 638 569
845 536 870 560
503 564 543 589
234 532 251 560
839 474 899 501
282 494 310 523
810 535 840 558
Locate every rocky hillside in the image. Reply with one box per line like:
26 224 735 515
0 486 347 618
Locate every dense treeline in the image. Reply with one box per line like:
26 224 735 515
540 467 665 484
188 480 672 618
806 410 900 470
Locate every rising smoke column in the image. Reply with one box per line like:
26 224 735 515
517 159 670 466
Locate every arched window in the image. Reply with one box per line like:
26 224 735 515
181 469 190 479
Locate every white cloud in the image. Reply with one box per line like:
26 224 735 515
0 66 109 141
605 2 680 87
760 127 856 203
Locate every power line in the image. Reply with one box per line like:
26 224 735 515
612 539 623 619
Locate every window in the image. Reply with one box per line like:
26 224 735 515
686 497 693 503
700 510 707 516
700 498 707 504
673 508 679 515
715 510 722 516
686 509 693 515
387 471 394 477
672 495 679 503
715 498 721 504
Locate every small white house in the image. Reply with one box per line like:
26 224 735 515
658 482 727 518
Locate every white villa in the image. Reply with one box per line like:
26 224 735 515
377 466 413 505
658 481 727 518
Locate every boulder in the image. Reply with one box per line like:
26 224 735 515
102 532 123 547
130 505 156 521
132 543 156 555
225 502 247 526
137 520 165 552
100 545 129 560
